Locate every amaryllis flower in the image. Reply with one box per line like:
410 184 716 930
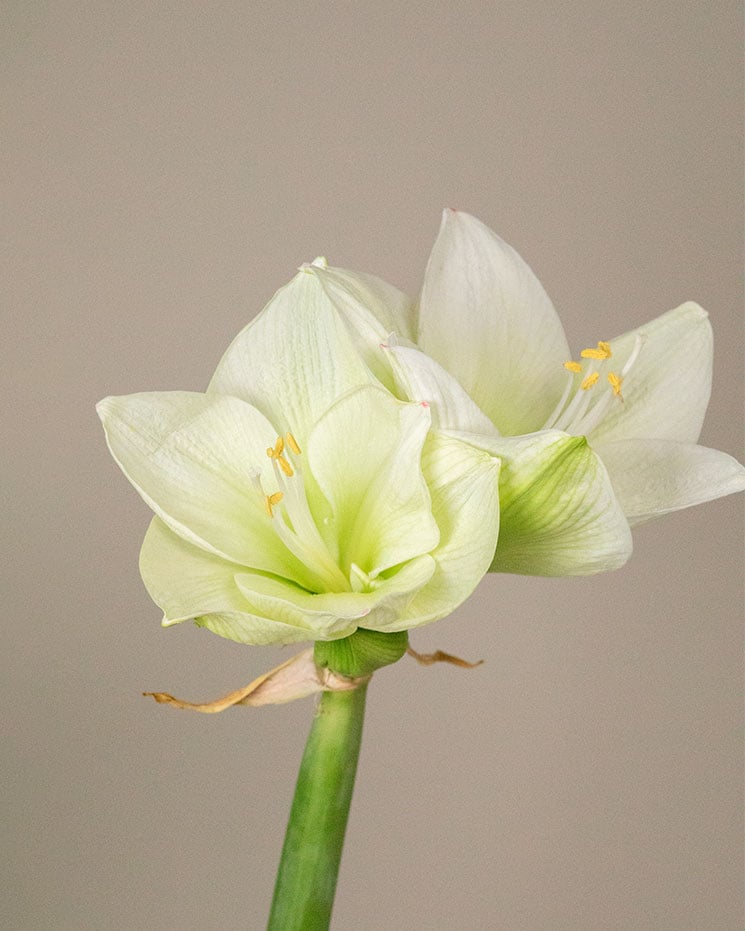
313 212 745 576
97 261 500 646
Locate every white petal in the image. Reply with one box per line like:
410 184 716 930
307 385 440 577
393 430 501 628
314 263 416 341
384 343 499 434
308 263 415 393
588 302 713 445
97 391 311 584
595 439 745 525
418 210 570 434
449 429 633 576
208 267 375 444
140 517 248 621
140 518 317 645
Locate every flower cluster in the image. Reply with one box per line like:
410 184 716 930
98 212 745 649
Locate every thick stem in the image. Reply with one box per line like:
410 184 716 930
267 683 368 931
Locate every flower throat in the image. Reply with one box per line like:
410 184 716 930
542 334 644 437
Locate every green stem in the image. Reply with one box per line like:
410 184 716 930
267 683 368 931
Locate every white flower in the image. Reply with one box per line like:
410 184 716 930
315 211 745 576
98 260 500 646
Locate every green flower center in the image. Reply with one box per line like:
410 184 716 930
256 432 351 594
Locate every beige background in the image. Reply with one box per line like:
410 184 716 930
3 2 743 929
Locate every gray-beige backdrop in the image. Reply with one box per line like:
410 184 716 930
3 2 743 929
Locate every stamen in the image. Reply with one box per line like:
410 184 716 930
542 370 576 430
264 491 284 518
621 333 645 376
607 372 623 399
551 377 594 430
571 391 616 436
248 469 264 494
581 372 599 390
266 437 285 459
261 431 350 592
581 341 612 360
543 332 643 437
277 455 294 477
350 562 371 593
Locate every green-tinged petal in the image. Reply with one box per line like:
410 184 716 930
140 518 315 646
234 556 435 639
312 264 417 393
308 385 440 578
383 342 499 433
450 429 633 575
390 431 501 629
97 391 312 585
595 439 745 526
208 266 376 444
194 612 318 646
304 264 403 394
418 209 570 435
140 516 250 622
588 302 713 445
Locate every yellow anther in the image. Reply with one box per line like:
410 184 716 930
581 340 612 360
267 437 286 460
277 455 294 477
581 371 600 390
607 371 624 399
564 360 583 373
286 432 301 455
264 491 284 517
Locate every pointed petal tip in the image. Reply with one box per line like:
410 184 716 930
97 393 141 424
664 300 708 321
439 207 475 233
440 206 477 228
96 395 133 433
439 206 489 227
297 256 328 273
684 300 708 320
95 396 114 421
